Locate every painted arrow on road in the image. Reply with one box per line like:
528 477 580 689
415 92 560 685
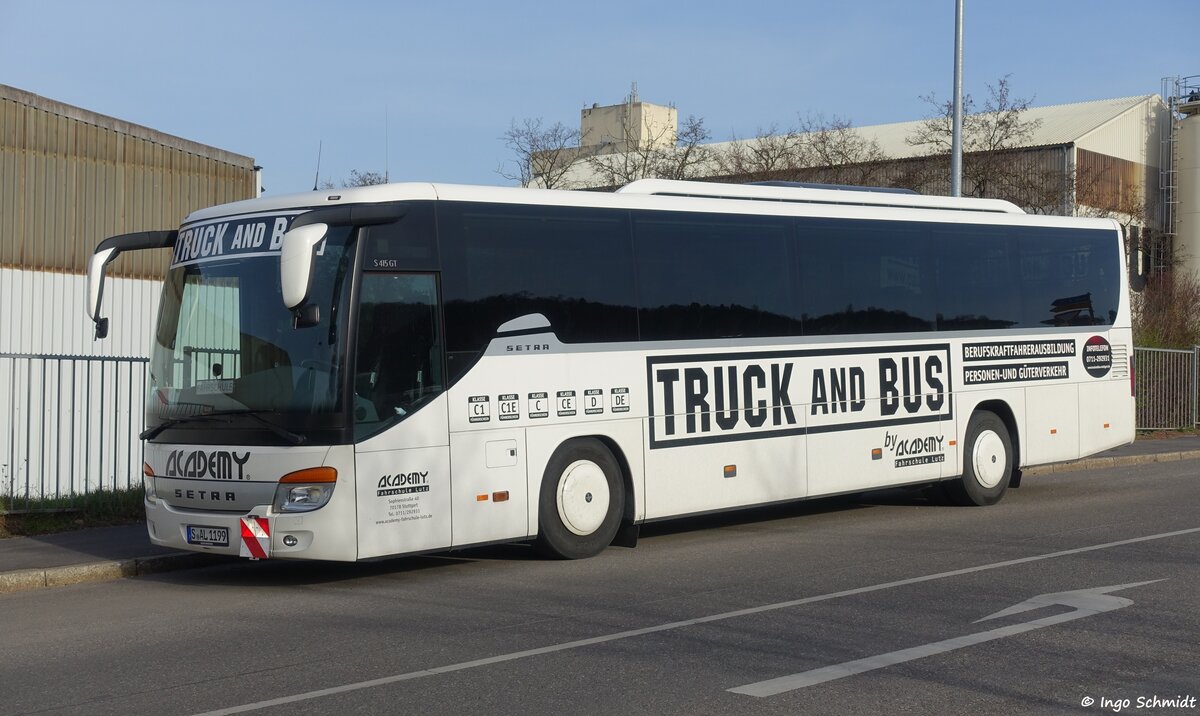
729 579 1164 697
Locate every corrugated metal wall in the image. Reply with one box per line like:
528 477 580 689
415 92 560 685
1076 148 1147 217
0 268 160 356
1075 96 1163 167
0 84 256 356
1 84 256 281
1074 96 1162 223
0 85 256 501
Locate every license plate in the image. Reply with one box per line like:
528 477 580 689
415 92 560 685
187 525 229 547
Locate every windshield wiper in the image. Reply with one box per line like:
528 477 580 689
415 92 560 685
225 410 307 445
140 413 232 441
141 410 307 445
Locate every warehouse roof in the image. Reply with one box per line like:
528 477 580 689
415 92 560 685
1 83 254 168
557 94 1164 187
837 94 1160 159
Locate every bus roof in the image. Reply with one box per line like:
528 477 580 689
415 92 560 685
182 180 1118 233
615 179 1026 214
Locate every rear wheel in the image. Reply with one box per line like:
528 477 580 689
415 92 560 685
945 411 1012 506
536 438 624 559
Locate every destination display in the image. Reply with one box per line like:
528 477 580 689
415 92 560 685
170 212 305 268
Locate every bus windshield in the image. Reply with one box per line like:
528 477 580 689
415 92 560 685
146 217 356 443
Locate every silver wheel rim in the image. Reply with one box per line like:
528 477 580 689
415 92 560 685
556 459 610 536
972 429 1007 488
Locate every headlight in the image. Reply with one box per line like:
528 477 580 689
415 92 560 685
272 467 337 513
143 463 157 503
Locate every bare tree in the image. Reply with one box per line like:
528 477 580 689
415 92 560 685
498 118 583 189
318 170 388 190
652 115 714 180
712 114 889 186
796 113 890 185
347 169 387 186
581 110 714 187
715 124 805 181
906 76 1043 200
583 116 669 187
1131 270 1200 347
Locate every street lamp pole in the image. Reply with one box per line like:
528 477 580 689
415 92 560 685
951 0 964 197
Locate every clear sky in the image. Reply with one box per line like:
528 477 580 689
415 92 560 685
3 0 1198 196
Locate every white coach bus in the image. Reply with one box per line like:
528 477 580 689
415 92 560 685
85 179 1134 561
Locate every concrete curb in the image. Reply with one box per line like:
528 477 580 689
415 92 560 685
0 552 227 595
1024 449 1200 476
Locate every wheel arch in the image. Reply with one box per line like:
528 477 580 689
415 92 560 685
968 399 1021 471
525 423 644 540
592 434 637 525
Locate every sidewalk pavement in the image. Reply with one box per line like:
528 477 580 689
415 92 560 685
3 435 1199 595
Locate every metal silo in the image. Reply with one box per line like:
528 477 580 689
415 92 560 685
1177 88 1200 279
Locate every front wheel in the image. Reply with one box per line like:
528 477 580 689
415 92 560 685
536 438 624 559
945 411 1013 506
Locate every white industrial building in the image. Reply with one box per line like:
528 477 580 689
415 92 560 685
550 85 1200 282
1 84 257 505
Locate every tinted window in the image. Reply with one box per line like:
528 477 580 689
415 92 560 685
436 204 1121 357
634 212 798 340
439 202 637 372
798 218 936 334
1017 227 1119 327
361 202 439 271
934 225 1021 329
354 273 443 440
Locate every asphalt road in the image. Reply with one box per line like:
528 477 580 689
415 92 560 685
2 460 1198 716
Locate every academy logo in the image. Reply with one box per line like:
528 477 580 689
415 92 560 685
164 449 251 480
377 472 430 497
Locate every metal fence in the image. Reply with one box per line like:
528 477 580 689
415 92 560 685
1 353 148 511
1133 346 1199 430
1 346 1196 509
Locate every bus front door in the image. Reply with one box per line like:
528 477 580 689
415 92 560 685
353 272 452 559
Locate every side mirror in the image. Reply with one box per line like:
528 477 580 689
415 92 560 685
1127 225 1148 293
280 223 329 309
86 247 119 339
84 230 176 340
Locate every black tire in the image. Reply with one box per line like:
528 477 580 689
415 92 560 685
945 411 1012 507
536 438 624 559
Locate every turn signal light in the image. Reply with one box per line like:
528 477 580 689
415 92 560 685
274 467 337 514
492 491 510 502
142 463 157 503
279 467 337 483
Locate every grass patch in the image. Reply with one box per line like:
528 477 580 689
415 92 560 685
1137 427 1198 440
0 487 146 538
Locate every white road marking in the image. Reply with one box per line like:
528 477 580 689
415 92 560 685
195 526 1200 715
729 580 1163 696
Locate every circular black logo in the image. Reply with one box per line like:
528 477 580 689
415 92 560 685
1083 335 1112 378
